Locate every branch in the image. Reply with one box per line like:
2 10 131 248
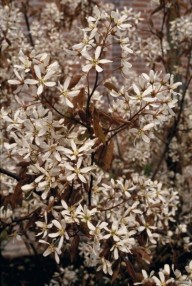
151 76 192 180
86 71 99 124
0 167 20 181
88 153 94 207
41 94 87 127
22 2 34 47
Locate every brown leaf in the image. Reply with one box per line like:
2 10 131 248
94 107 126 125
125 259 137 281
77 109 87 124
111 262 120 283
72 88 85 109
93 110 106 143
26 207 41 229
104 81 118 93
80 222 90 236
96 141 114 171
70 235 80 263
135 247 152 264
17 161 31 179
5 182 23 209
68 74 82 89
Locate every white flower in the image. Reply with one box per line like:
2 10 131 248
8 69 27 93
130 123 155 144
103 222 127 242
48 219 69 249
134 269 155 285
185 261 192 278
8 69 25 85
25 65 56 95
41 142 65 162
81 46 112 73
72 32 95 52
152 271 174 285
0 206 13 220
130 83 154 102
63 139 94 161
138 216 158 244
39 239 61 264
98 258 113 276
61 200 80 224
76 205 97 230
120 50 133 75
35 212 53 238
110 233 135 259
89 221 108 241
111 11 131 30
115 31 133 53
14 50 32 72
58 77 80 108
65 157 94 183
117 179 135 198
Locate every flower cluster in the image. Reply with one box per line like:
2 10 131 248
0 1 192 285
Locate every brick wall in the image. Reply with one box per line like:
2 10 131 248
10 0 189 78
105 0 152 76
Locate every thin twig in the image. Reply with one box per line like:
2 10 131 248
151 76 192 180
0 167 20 181
22 2 34 47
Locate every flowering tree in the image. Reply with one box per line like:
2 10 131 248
0 0 192 285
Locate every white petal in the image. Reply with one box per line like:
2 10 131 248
77 157 83 169
81 51 92 61
34 65 41 79
71 140 76 152
132 83 140 95
58 236 64 249
143 85 153 96
52 220 61 229
68 90 80 97
66 98 74 108
44 81 56 87
43 248 52 257
8 80 21 85
87 221 95 230
95 46 101 59
82 64 92 72
159 272 165 282
40 53 48 61
14 69 23 81
61 200 68 209
37 84 43 95
55 252 60 264
143 97 155 102
65 163 74 171
35 174 44 183
143 123 154 130
21 183 34 191
138 226 145 232
78 173 86 183
54 151 61 161
67 173 76 181
64 77 71 90
24 79 38 85
114 248 119 260
99 59 112 64
142 134 150 143
62 148 73 155
49 232 59 238
44 70 55 81
81 166 93 173
95 65 103 72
